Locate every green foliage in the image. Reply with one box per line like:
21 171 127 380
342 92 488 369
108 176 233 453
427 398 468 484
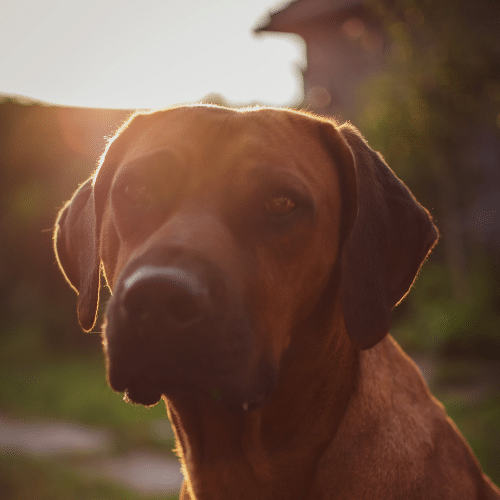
446 391 500 484
432 358 500 483
362 0 500 210
0 98 128 353
0 98 179 499
359 0 500 357
393 260 500 357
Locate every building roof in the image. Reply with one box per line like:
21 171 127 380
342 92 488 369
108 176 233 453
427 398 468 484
255 0 362 33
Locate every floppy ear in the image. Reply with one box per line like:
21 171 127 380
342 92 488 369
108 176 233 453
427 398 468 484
336 124 438 349
54 178 100 332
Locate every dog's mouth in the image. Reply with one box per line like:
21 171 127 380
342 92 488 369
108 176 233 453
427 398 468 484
103 325 277 413
122 387 268 414
103 262 277 412
116 369 274 412
104 329 277 413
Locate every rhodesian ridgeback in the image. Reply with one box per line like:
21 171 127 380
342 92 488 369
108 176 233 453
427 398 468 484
54 105 499 499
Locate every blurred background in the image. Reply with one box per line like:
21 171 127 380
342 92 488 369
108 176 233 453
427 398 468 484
0 0 499 498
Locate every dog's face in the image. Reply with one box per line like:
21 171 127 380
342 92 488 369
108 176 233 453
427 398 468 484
54 105 437 411
98 106 346 409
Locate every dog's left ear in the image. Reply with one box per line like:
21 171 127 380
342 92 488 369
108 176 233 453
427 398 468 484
323 122 438 349
54 178 100 332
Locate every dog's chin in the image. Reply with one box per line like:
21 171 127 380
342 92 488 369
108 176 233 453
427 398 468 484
123 386 163 407
119 372 276 413
122 386 270 413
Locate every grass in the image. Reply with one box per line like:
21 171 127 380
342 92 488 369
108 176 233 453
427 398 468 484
0 353 175 453
1 351 181 499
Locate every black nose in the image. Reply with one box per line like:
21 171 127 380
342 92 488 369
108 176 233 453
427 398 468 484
120 266 210 327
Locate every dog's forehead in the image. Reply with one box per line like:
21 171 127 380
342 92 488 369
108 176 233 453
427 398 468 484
115 106 338 189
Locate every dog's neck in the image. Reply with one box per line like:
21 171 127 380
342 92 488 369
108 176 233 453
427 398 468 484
165 300 359 500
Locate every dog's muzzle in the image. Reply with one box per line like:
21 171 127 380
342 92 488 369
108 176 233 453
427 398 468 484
103 261 276 410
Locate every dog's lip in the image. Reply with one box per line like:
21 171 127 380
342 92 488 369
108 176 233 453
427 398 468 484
123 384 163 407
112 370 274 411
114 369 196 407
106 361 162 406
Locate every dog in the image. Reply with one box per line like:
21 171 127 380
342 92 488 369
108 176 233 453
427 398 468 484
54 105 499 499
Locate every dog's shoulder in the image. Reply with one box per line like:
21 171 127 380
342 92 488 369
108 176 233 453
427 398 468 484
310 336 496 499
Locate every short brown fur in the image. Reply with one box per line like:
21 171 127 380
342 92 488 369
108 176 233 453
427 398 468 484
54 105 499 499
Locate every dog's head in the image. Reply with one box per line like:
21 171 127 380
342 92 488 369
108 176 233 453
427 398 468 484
54 105 437 410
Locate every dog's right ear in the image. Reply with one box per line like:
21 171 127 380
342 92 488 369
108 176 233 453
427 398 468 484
54 178 100 332
336 125 438 350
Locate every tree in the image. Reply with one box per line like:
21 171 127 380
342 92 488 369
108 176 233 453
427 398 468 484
360 0 500 301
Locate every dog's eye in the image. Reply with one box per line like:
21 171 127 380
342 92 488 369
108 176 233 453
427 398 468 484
265 195 296 216
123 182 150 208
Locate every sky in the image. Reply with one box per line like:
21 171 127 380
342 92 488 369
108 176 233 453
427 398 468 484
0 0 305 109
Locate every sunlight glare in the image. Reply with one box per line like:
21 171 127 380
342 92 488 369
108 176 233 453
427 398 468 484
0 0 305 109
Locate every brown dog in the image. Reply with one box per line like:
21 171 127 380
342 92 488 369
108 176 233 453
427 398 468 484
54 105 499 499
